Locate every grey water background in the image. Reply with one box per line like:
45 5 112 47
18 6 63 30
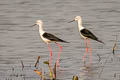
0 0 120 80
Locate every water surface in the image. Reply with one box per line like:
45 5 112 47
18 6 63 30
0 0 120 80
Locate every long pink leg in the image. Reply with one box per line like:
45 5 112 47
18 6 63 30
82 39 88 62
88 40 92 63
55 42 62 67
48 43 53 66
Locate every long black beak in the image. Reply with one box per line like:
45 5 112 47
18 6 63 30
30 24 36 27
68 20 75 23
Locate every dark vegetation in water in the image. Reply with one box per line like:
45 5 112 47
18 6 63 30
112 35 117 55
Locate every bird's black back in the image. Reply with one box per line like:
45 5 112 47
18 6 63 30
43 32 69 43
80 29 98 40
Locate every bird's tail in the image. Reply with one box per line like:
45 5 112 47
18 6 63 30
59 39 70 43
62 40 70 43
97 39 105 44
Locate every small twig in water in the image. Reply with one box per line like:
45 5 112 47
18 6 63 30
112 35 117 55
34 56 40 68
97 54 101 62
20 60 24 70
72 76 79 80
53 63 56 79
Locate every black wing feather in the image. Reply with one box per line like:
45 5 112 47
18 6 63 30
81 29 104 44
81 29 98 40
43 32 69 43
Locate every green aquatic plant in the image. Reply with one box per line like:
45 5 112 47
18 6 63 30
43 61 56 80
44 60 55 80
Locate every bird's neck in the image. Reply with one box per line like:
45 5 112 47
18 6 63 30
77 19 82 26
38 24 45 35
77 20 84 30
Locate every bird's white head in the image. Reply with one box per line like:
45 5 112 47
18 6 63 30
31 20 44 32
36 20 43 25
75 16 84 30
75 16 82 21
68 16 83 30
30 20 44 32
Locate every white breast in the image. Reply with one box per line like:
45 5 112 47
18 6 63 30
79 27 87 39
40 34 51 43
80 32 87 39
39 30 51 43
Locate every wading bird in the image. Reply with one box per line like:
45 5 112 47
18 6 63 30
69 16 104 62
31 20 69 66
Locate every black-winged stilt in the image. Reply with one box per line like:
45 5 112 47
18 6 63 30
31 20 69 66
69 16 104 62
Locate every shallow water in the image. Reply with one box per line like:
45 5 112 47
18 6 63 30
0 0 120 80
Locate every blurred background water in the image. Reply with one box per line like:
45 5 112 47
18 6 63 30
0 0 120 80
